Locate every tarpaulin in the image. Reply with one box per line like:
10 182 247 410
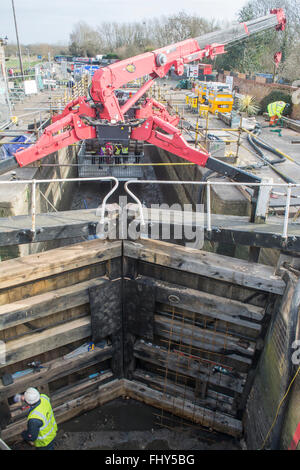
0 135 28 160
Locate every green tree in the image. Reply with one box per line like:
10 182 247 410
216 0 300 75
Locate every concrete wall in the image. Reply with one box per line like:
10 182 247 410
155 147 250 216
0 145 77 260
153 146 252 259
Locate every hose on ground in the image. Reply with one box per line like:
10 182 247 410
247 124 296 184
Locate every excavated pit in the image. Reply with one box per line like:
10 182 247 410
0 143 299 451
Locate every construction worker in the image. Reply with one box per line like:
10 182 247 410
121 145 129 158
113 144 122 164
98 146 105 165
20 387 57 450
98 146 105 164
267 101 289 126
105 142 113 164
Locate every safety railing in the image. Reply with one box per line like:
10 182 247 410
0 111 51 149
0 176 298 241
78 154 143 165
0 177 119 234
124 180 300 239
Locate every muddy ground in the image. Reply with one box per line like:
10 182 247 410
12 398 241 450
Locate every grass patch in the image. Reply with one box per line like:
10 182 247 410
5 56 41 73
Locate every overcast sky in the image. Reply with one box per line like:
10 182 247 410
0 0 249 44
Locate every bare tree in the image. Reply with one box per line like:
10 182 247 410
69 21 102 57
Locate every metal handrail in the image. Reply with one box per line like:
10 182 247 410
0 176 119 233
124 180 300 239
0 176 298 240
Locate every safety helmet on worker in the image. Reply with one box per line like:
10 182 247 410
24 387 40 405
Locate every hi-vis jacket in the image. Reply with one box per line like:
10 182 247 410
27 394 57 447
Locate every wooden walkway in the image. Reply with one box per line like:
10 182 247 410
0 207 300 252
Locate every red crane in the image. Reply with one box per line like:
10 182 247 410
0 9 286 182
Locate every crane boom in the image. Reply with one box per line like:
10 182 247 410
195 9 285 48
89 9 285 123
0 8 286 183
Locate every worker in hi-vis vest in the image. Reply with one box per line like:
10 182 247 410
20 388 57 450
113 144 122 164
267 101 289 126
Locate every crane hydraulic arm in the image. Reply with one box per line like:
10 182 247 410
0 9 286 182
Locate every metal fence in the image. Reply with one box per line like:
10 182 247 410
77 141 144 180
124 179 299 239
0 177 119 234
0 177 298 240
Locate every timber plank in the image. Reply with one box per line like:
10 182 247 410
0 239 122 290
0 317 91 368
133 276 263 337
1 205 300 252
0 209 103 247
133 340 246 394
48 371 114 408
2 378 124 442
9 371 114 422
155 314 255 359
0 277 109 331
128 205 300 252
132 369 234 415
124 239 285 295
0 345 113 400
124 379 242 437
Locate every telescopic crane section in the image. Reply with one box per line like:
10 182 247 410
1 9 286 183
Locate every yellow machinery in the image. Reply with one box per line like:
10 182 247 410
185 92 198 113
185 92 192 107
208 91 234 114
199 104 209 117
198 85 207 104
191 94 198 113
193 82 207 104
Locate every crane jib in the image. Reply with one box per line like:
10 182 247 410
1 8 285 182
195 11 285 50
